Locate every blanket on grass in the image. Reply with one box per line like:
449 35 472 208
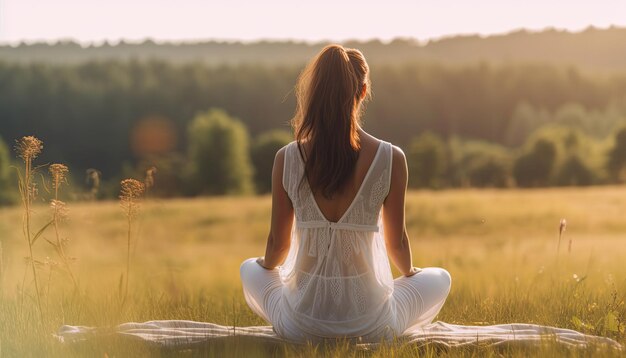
56 320 622 351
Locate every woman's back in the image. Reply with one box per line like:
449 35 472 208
279 139 395 338
303 134 387 223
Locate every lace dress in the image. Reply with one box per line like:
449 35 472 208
279 140 396 338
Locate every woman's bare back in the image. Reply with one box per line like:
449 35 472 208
302 129 382 222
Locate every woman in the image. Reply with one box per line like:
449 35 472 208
240 44 451 343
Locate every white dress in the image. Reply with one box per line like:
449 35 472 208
241 140 452 343
280 140 395 338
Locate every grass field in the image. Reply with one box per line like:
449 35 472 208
0 187 625 357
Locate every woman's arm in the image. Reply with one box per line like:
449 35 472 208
382 146 420 277
257 147 294 270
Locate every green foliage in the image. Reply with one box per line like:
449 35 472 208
407 132 447 188
448 139 512 187
513 139 557 187
0 136 14 205
503 102 550 147
2 60 626 189
1 48 626 193
554 102 588 129
556 155 594 186
607 127 626 182
524 125 608 184
467 160 510 188
251 130 293 194
187 109 254 195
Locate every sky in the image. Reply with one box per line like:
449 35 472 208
1 0 625 44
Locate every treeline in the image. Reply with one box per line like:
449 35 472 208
409 123 626 189
1 59 626 201
4 27 626 72
2 106 626 203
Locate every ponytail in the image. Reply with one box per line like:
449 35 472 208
291 44 371 199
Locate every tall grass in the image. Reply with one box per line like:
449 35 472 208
14 136 45 322
119 178 145 302
49 163 78 289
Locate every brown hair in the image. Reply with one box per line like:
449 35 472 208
292 44 371 199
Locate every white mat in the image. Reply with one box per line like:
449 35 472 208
56 320 623 350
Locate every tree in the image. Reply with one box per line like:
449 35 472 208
468 159 510 188
556 155 594 186
513 139 557 187
187 109 254 195
407 132 447 188
503 102 549 147
447 138 511 187
607 127 626 182
554 102 588 131
251 130 292 193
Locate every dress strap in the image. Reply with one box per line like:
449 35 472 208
296 220 379 232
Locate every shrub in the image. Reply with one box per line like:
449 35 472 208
187 109 254 195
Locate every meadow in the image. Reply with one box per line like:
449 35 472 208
0 187 625 357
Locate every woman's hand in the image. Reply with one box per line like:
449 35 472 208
404 267 422 277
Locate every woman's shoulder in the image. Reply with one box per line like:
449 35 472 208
389 143 406 162
273 141 297 167
369 136 406 173
362 132 404 161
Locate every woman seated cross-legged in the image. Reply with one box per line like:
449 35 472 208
240 44 451 343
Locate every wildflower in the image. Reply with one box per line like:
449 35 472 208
49 164 69 191
15 136 43 161
120 179 145 217
119 178 145 301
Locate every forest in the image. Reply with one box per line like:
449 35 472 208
1 27 626 201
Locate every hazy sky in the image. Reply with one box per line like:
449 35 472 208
1 0 625 44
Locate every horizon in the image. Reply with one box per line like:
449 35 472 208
1 24 623 48
1 0 625 46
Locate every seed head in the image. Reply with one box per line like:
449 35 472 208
120 179 145 217
120 179 145 200
559 218 567 235
49 164 69 190
15 136 43 161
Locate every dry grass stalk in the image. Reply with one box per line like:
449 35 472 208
43 257 59 309
14 136 44 321
144 166 157 192
119 178 145 300
0 242 3 295
48 163 77 289
558 218 567 254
